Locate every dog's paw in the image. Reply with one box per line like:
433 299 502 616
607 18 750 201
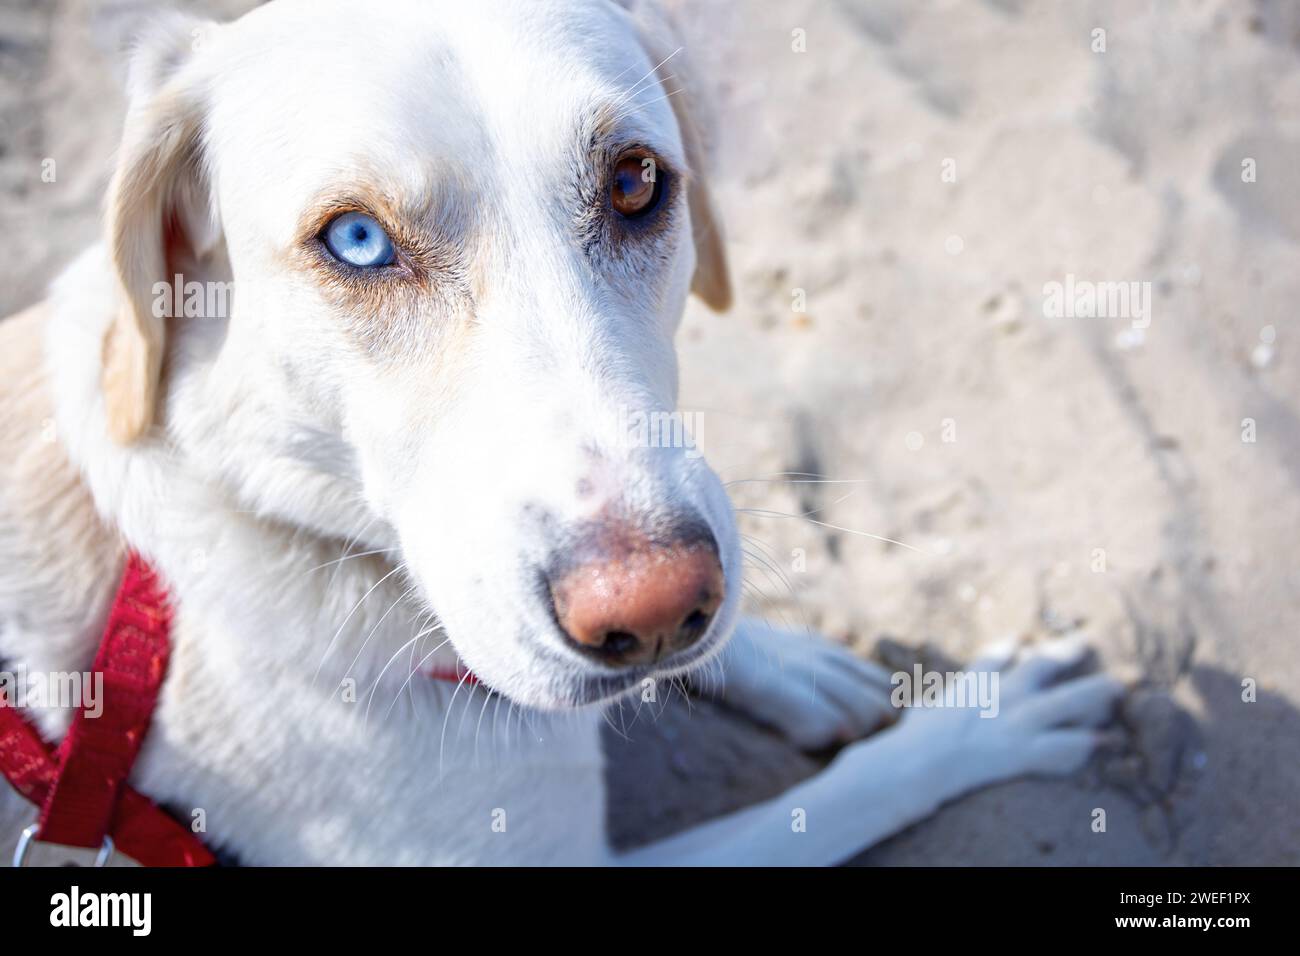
890 635 1124 789
711 621 897 750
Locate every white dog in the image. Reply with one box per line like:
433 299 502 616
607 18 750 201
0 0 1121 866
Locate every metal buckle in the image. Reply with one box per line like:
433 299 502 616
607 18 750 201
13 823 114 867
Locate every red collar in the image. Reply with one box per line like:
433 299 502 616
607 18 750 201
0 551 473 866
428 665 479 686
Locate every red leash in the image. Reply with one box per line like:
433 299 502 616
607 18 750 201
0 553 214 866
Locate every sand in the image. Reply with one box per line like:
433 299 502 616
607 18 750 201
3 0 1297 864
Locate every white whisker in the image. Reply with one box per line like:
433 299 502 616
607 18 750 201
312 562 405 689
737 507 930 554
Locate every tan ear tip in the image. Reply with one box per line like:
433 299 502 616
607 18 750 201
104 398 151 444
707 280 733 312
101 311 157 445
102 366 153 444
693 268 732 313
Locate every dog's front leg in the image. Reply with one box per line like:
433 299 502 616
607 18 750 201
615 636 1121 866
613 714 953 865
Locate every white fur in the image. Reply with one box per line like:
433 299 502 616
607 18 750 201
0 0 1120 866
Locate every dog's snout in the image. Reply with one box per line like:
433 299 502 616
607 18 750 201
548 521 723 668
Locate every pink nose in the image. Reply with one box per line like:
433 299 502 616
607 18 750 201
549 524 723 667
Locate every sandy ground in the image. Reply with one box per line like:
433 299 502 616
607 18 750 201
3 0 1298 865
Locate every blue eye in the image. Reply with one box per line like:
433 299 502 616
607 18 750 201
323 211 395 268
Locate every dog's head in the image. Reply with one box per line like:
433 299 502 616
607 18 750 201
100 0 739 708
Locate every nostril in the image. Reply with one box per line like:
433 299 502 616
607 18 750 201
678 608 712 645
600 631 641 657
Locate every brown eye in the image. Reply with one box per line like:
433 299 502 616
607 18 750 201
610 153 663 218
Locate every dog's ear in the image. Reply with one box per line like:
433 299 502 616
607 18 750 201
673 79 732 313
615 0 732 312
102 16 221 444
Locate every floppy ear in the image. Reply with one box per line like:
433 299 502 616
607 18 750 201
616 0 732 312
102 16 220 443
671 79 732 313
